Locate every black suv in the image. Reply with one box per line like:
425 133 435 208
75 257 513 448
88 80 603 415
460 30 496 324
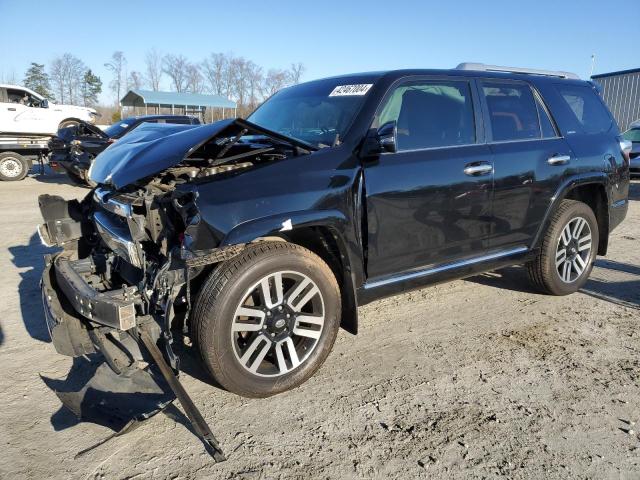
48 114 201 185
38 64 630 404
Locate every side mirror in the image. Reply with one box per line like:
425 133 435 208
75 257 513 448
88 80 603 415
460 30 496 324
41 99 49 109
376 120 397 153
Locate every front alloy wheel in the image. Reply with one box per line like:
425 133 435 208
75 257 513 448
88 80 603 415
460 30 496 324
192 242 341 398
231 271 325 377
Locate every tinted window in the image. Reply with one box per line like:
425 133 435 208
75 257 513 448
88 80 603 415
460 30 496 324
556 84 612 134
378 80 475 150
535 95 557 138
482 82 540 141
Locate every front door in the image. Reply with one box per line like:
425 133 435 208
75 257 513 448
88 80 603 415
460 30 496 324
364 78 494 280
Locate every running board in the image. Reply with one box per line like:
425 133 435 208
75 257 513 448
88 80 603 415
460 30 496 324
364 246 529 290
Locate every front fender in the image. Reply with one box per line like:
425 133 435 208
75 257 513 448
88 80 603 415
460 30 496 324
221 209 349 246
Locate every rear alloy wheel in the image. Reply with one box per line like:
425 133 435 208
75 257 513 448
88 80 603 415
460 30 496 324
527 199 598 295
555 217 592 283
192 242 341 398
0 153 28 181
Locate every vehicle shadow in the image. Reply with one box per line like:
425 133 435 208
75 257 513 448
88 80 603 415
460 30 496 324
466 259 640 309
8 232 56 343
465 266 537 294
32 169 81 187
173 339 226 391
629 180 640 201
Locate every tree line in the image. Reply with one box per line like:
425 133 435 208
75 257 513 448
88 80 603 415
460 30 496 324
21 50 305 116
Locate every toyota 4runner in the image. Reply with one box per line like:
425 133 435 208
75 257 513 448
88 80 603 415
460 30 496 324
37 64 630 450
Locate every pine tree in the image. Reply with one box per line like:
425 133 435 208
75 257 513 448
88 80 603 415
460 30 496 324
81 70 102 108
23 63 52 99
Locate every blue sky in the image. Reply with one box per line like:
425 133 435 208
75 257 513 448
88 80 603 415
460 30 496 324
0 0 637 104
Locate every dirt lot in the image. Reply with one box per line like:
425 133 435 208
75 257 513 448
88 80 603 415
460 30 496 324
0 171 638 479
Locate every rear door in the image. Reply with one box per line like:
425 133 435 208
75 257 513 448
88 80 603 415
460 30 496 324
480 79 573 251
364 77 494 280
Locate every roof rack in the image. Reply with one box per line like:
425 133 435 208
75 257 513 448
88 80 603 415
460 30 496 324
456 62 580 80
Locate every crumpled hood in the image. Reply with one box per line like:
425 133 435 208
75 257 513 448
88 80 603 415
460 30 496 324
89 119 235 189
56 120 107 142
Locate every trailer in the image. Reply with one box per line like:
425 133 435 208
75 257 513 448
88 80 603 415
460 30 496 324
0 135 49 181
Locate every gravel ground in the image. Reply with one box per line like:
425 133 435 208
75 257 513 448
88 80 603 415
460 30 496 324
1 171 639 479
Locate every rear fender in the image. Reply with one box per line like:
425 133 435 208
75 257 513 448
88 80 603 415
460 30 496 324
530 173 610 252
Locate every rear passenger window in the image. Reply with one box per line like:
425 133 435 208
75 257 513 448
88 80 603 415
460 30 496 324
378 80 476 150
556 85 612 134
482 82 540 141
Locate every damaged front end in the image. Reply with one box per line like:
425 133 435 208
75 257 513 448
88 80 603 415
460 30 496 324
38 119 314 460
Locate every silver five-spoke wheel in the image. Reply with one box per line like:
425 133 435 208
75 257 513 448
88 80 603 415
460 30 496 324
231 270 325 377
555 216 592 283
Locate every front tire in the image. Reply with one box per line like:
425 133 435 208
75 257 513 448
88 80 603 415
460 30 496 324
192 242 341 398
0 153 28 181
527 199 598 295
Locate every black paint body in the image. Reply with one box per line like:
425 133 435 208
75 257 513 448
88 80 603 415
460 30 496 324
175 70 628 310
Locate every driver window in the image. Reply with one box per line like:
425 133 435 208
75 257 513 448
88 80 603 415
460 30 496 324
378 80 476 150
6 89 38 107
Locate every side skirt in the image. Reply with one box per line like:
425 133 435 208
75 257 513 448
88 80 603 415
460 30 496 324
357 247 532 305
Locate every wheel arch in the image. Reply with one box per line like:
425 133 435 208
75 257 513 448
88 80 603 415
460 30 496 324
532 174 610 255
57 117 83 129
220 210 361 335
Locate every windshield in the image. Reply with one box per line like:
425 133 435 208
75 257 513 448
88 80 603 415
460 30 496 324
103 120 134 138
247 76 378 147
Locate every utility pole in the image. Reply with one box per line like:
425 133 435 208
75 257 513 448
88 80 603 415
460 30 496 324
590 54 596 77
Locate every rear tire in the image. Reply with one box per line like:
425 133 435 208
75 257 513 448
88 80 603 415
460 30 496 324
192 242 341 398
0 152 28 181
527 199 598 295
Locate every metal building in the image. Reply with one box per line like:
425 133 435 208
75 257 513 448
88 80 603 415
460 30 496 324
591 68 640 132
120 89 237 123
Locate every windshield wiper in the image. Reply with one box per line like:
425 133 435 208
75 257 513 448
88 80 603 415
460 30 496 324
237 119 319 152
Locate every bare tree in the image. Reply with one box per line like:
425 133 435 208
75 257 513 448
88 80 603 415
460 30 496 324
263 68 290 97
105 51 127 107
50 53 86 104
145 48 163 91
230 57 251 107
186 63 204 93
289 62 305 84
128 70 144 90
49 57 66 103
163 54 189 93
202 52 228 96
247 61 263 110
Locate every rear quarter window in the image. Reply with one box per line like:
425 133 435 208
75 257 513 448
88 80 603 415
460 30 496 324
555 84 613 134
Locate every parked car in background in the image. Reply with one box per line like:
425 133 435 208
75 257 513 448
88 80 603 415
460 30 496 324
48 115 201 185
622 120 640 176
38 64 629 411
0 84 97 135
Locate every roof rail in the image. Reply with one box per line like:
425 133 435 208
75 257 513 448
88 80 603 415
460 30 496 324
456 62 580 80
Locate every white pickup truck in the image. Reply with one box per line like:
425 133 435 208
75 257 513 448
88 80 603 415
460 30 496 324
0 84 97 136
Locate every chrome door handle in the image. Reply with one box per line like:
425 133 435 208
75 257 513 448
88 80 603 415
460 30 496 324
464 163 493 176
547 155 570 165
7 107 16 111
